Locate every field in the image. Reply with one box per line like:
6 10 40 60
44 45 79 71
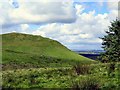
1 33 120 89
2 63 120 89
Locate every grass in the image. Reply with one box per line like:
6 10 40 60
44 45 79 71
2 62 120 89
2 33 119 89
2 33 95 70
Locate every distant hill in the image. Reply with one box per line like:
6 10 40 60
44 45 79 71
1 33 95 70
75 50 104 54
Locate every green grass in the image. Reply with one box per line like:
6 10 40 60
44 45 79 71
2 62 120 89
2 33 95 70
1 33 120 89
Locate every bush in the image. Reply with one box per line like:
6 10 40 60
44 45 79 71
72 76 100 90
107 63 115 77
73 64 91 75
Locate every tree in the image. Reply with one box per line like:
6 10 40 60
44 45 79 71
100 19 120 62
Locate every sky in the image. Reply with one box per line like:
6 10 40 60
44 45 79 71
0 0 119 50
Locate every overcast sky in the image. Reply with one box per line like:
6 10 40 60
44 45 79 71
0 0 119 50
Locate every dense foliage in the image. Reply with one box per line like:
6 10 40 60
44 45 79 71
100 19 120 62
2 63 120 89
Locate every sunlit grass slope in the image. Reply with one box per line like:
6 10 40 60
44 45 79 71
2 33 95 69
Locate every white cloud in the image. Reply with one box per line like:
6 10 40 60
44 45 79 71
107 2 118 20
1 0 76 27
75 4 84 15
32 4 110 50
21 24 29 31
32 30 46 37
107 2 118 10
2 24 29 33
108 10 118 20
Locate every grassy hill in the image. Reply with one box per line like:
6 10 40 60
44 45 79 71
2 33 95 70
1 33 120 89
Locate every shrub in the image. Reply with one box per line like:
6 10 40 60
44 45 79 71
73 64 91 75
107 63 115 77
71 76 100 90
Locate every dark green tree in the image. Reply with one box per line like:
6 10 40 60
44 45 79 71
100 19 120 62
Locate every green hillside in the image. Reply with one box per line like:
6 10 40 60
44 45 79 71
2 33 95 70
2 33 119 89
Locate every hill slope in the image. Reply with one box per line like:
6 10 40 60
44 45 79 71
2 33 95 70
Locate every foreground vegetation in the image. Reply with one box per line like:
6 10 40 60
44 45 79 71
2 62 120 89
